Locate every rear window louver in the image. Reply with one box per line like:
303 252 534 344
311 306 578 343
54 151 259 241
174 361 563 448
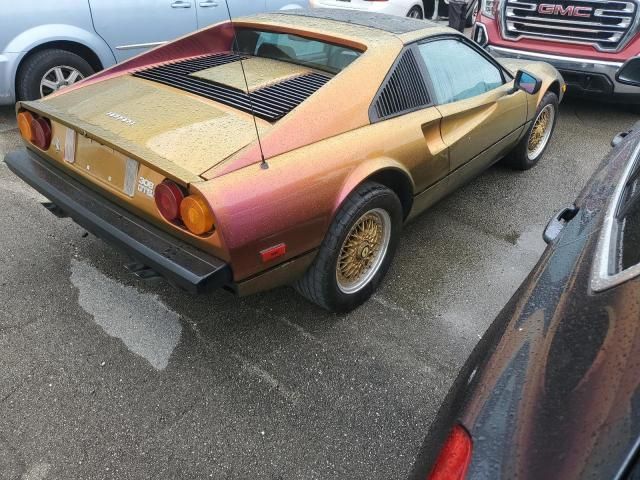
374 49 430 120
133 53 330 122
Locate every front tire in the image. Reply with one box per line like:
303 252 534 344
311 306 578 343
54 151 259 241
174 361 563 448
16 49 94 101
504 91 559 170
295 182 403 313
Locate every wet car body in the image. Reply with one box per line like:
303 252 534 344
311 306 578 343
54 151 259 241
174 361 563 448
4 9 564 311
410 122 640 479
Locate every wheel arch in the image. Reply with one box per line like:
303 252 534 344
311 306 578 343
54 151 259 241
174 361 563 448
9 25 117 100
333 161 415 222
547 80 561 100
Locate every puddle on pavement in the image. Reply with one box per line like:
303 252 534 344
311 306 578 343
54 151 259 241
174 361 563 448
70 259 182 370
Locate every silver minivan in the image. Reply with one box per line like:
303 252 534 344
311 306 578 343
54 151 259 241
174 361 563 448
0 0 308 105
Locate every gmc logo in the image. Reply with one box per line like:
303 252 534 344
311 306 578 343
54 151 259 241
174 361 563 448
537 4 593 16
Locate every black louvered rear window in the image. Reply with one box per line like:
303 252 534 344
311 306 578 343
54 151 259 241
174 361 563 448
374 50 430 120
133 53 330 122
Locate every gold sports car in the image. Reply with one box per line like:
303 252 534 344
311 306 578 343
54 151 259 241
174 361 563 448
5 9 565 312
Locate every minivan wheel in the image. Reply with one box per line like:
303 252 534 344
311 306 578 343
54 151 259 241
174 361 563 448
408 5 424 18
295 181 403 313
504 91 559 170
16 49 94 101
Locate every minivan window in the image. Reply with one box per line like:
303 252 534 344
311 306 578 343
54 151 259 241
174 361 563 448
418 39 504 104
234 29 362 74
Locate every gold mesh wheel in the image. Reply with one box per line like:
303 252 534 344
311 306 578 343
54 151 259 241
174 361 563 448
336 208 391 294
527 104 555 160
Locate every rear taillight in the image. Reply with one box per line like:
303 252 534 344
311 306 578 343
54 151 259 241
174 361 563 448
154 180 185 222
180 195 214 235
17 111 34 142
428 425 473 480
17 111 52 150
154 180 214 235
32 116 52 150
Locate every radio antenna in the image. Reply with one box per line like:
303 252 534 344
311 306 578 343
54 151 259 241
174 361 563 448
223 1 268 169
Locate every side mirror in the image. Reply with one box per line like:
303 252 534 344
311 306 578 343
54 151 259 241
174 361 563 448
514 70 542 95
616 57 640 87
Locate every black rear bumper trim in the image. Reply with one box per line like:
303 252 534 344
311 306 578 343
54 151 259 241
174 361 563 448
4 148 231 294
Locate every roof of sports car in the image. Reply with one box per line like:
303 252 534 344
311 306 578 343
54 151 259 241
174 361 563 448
239 9 451 45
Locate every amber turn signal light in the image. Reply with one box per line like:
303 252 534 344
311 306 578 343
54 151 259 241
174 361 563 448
17 111 34 142
180 195 214 235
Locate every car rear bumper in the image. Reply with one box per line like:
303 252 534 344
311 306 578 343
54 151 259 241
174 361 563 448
4 148 232 293
485 44 640 101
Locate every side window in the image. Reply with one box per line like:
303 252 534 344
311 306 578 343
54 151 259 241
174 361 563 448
372 49 431 120
418 39 504 105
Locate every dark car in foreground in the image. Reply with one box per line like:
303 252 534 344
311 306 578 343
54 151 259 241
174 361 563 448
410 120 640 480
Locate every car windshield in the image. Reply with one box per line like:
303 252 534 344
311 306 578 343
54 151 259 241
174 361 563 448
233 28 362 74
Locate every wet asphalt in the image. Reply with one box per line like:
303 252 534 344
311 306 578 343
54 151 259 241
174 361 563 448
0 99 638 480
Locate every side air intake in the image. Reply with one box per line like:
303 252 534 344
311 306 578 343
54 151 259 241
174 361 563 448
374 49 430 120
133 53 330 122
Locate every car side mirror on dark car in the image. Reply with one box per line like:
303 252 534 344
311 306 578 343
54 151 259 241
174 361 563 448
616 57 640 87
514 70 542 95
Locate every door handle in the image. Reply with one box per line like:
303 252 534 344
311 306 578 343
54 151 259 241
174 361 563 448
543 204 579 244
199 0 219 6
171 0 192 8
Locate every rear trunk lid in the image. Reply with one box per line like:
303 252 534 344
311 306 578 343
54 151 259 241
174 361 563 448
25 74 270 183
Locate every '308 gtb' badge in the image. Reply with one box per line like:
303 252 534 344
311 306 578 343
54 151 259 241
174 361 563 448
138 176 155 197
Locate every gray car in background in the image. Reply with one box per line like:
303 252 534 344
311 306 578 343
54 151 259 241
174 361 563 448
0 0 308 105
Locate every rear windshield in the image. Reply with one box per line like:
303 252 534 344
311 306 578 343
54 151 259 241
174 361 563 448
234 29 362 74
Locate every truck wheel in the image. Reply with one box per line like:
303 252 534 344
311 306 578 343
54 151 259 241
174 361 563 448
504 91 559 170
16 49 94 101
295 182 403 313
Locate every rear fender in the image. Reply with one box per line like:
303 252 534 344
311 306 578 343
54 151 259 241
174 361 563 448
332 158 415 221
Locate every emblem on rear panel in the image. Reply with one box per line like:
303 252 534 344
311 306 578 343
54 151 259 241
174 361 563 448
138 176 155 197
106 112 136 126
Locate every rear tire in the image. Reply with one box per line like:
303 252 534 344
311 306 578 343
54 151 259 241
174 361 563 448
408 5 424 18
504 91 559 170
16 49 94 101
295 182 403 313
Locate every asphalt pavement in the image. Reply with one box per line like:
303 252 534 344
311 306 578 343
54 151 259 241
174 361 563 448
0 99 637 480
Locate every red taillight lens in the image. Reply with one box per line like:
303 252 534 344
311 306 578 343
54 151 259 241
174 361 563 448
154 180 185 222
428 425 473 480
31 116 52 150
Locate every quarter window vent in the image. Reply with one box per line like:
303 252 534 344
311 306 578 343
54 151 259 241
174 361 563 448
374 49 430 119
133 53 330 122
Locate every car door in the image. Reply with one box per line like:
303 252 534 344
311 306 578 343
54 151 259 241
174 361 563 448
196 0 267 28
417 37 528 174
90 0 198 62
